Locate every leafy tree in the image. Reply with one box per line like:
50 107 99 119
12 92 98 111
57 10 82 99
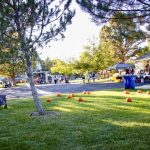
0 0 74 115
51 59 73 76
82 44 106 72
40 57 53 71
0 31 26 84
0 48 25 85
98 25 116 68
71 59 84 75
76 0 150 25
77 0 149 67
74 38 108 73
78 50 92 72
99 13 146 62
136 46 150 57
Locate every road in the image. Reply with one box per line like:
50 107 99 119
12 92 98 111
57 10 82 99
0 82 146 99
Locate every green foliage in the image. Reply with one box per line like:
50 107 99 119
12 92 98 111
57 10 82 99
79 50 92 71
40 57 53 71
99 13 146 63
51 59 73 75
0 49 25 78
76 0 150 25
0 0 75 114
75 40 105 73
75 12 146 72
0 0 75 77
0 31 25 80
0 0 75 51
136 46 150 57
99 25 117 68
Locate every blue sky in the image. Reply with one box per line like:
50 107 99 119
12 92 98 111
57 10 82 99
38 1 101 60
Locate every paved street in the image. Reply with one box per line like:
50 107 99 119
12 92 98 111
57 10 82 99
0 82 148 99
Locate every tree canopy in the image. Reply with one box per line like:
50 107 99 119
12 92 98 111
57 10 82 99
99 12 146 63
40 57 53 71
0 48 25 84
51 59 73 76
0 0 75 115
76 0 150 25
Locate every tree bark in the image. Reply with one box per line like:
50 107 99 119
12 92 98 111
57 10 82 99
25 51 45 115
11 71 16 86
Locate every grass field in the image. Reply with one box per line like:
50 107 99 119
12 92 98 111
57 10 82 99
1 89 150 150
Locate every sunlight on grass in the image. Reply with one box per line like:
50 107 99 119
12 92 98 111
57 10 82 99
103 119 150 128
53 106 73 112
53 103 95 112
1 89 150 149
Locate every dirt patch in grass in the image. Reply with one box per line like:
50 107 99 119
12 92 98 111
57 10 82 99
29 110 60 117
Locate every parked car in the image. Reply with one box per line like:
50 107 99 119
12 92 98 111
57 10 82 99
0 77 4 84
1 78 12 88
39 77 46 84
15 77 27 83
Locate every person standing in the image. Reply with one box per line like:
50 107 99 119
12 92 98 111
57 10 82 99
92 72 96 83
54 75 57 84
82 75 85 84
88 73 91 83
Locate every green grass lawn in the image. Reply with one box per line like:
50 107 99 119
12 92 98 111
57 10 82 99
1 89 150 150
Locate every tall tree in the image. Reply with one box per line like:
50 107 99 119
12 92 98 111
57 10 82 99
71 37 105 73
76 0 150 25
0 0 74 115
98 25 116 68
0 30 26 84
51 59 73 76
75 41 104 73
77 0 149 67
78 50 92 72
0 48 25 85
40 57 53 71
99 13 146 62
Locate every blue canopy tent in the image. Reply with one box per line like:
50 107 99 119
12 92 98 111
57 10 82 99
108 63 135 70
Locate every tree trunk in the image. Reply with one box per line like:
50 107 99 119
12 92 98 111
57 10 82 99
25 52 45 115
11 71 16 86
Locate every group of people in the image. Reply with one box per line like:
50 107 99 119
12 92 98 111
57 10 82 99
82 73 96 84
49 75 69 84
125 68 150 83
34 75 69 84
125 69 135 75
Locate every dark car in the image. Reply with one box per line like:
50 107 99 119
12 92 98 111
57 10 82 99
15 77 27 83
39 77 46 84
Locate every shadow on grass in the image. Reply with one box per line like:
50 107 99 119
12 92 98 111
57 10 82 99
1 91 150 149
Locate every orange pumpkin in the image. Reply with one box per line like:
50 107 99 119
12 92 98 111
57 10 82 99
147 91 150 95
137 90 142 94
77 97 84 102
126 97 132 102
67 95 72 99
71 93 75 97
83 91 87 94
57 93 62 97
124 90 130 94
87 91 91 94
47 98 52 102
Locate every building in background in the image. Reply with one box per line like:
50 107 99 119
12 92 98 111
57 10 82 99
33 61 51 84
134 52 150 74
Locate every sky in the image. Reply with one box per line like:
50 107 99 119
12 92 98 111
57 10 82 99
38 1 101 61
